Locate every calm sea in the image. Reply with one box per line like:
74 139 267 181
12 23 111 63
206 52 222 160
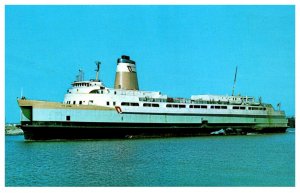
5 128 295 187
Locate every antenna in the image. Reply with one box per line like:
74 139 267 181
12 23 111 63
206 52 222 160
76 69 84 81
277 102 281 111
231 66 238 96
95 61 101 81
79 69 83 81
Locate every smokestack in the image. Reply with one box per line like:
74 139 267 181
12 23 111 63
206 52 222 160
114 55 139 90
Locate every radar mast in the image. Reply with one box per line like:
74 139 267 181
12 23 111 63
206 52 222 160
95 61 101 81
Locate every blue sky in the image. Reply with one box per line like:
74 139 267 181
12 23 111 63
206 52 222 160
5 5 295 123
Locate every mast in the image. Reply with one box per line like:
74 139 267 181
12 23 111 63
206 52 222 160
231 66 238 96
95 61 101 81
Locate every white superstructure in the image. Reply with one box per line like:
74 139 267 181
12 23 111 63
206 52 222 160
63 55 279 117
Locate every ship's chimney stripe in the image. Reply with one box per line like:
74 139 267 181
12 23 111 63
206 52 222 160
116 63 136 72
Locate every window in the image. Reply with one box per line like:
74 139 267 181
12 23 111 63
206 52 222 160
179 105 186 108
79 101 82 105
121 102 130 106
107 101 110 106
240 107 246 110
221 106 227 109
143 103 151 107
233 106 239 110
66 116 70 121
113 102 116 106
114 91 117 95
152 104 159 107
201 105 207 109
166 104 172 108
73 101 76 105
89 100 93 104
89 90 98 94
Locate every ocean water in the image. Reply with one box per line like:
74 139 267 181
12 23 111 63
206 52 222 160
5 128 295 187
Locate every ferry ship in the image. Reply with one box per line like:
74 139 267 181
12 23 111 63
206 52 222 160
18 55 288 140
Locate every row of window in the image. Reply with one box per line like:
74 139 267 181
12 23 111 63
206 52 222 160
106 101 116 106
211 105 227 109
121 102 160 107
143 103 159 107
74 83 90 87
67 100 267 111
166 104 186 108
121 102 139 106
232 106 267 111
66 100 94 105
189 105 208 109
73 83 99 87
249 107 267 111
67 100 118 106
120 103 267 111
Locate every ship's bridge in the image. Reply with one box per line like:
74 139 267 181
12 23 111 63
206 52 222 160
67 80 106 94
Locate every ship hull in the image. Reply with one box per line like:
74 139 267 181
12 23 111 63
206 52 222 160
20 121 288 140
18 99 288 140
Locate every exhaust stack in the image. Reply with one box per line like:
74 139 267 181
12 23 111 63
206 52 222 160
114 55 139 90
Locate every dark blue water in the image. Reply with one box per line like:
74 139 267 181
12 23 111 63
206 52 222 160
5 129 295 186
